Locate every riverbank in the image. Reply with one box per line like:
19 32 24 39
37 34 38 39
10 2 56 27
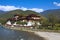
3 26 60 33
2 26 60 40
0 26 45 40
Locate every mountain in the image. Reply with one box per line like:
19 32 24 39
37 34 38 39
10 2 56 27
0 9 41 24
0 9 60 19
40 9 60 18
0 10 6 14
0 9 40 19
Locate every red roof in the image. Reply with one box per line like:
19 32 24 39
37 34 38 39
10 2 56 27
7 14 41 21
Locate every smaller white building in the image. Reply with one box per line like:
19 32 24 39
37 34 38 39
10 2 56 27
13 22 17 25
6 20 11 25
27 21 33 26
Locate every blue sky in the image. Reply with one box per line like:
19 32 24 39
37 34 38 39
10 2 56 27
0 0 60 12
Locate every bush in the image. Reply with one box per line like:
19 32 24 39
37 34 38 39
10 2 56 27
55 24 60 27
17 21 27 25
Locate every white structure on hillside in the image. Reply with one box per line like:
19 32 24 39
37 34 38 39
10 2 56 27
13 22 17 25
6 20 11 25
27 21 35 26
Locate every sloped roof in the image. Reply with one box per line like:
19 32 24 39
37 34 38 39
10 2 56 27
7 14 41 21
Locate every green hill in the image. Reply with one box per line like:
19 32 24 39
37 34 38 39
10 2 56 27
0 9 41 24
40 9 60 25
41 9 60 18
0 9 40 19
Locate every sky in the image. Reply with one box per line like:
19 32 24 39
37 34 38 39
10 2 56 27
0 0 60 13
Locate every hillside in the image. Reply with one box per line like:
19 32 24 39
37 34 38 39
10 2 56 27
0 9 41 24
40 9 60 18
0 9 60 19
0 9 40 19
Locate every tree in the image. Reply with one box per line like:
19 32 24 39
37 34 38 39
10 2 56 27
40 16 49 28
48 14 58 28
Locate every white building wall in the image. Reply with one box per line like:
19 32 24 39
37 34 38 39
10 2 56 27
6 20 11 25
27 21 33 26
13 22 17 25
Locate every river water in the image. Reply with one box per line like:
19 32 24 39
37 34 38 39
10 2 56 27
0 26 45 40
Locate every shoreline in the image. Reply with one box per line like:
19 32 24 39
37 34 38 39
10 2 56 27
5 27 60 40
3 26 60 33
2 26 60 40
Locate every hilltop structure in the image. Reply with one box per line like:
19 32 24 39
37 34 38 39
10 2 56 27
5 14 41 28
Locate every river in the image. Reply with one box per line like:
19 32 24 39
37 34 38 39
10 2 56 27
0 26 45 40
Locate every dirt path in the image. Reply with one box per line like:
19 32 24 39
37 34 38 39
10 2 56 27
34 32 60 40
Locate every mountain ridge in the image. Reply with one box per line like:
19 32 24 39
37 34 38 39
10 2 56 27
40 9 60 18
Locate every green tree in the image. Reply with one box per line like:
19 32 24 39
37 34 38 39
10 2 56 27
48 14 58 28
40 16 49 28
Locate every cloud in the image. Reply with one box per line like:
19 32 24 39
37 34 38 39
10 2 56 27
29 8 44 13
20 7 44 12
0 5 20 11
0 5 44 13
53 2 60 6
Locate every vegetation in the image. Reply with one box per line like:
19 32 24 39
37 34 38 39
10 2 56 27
40 9 60 30
17 21 27 25
0 9 60 30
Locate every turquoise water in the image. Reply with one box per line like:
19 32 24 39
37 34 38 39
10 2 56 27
0 26 45 40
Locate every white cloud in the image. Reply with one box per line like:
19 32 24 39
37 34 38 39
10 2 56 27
20 7 44 12
0 5 20 11
53 2 60 6
0 5 44 13
29 8 44 13
20 7 28 11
